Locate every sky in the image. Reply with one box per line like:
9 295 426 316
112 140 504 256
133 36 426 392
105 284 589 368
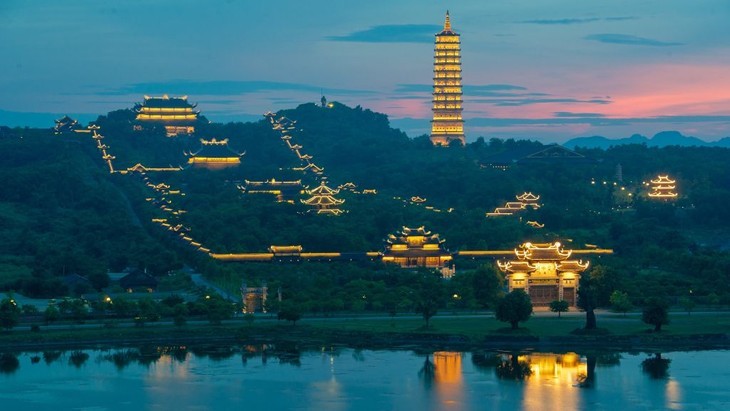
1 0 729 143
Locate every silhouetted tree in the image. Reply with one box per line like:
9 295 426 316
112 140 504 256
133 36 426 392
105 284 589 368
549 300 569 317
495 290 533 329
642 298 669 332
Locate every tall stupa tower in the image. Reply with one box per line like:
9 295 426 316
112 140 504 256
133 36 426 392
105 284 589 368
430 11 465 146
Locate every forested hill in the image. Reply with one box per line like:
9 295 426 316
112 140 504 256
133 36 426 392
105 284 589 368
1 102 730 304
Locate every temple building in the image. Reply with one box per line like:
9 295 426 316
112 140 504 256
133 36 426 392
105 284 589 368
647 175 678 200
301 180 345 215
185 138 244 169
487 192 541 217
240 179 304 203
382 226 453 276
430 11 465 147
497 242 589 306
134 95 200 136
53 115 80 134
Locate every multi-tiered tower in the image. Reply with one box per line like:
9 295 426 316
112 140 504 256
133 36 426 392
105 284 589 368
430 11 465 146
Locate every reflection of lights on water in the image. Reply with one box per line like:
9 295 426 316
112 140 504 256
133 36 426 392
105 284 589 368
666 379 682 410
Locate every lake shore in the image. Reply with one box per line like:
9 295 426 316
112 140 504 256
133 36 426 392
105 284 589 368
1 311 728 352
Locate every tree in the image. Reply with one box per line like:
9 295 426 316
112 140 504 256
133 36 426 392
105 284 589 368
277 302 301 325
0 295 21 331
495 290 533 329
642 297 669 332
203 295 233 325
414 272 443 329
173 303 188 327
577 273 598 330
549 300 569 317
678 296 695 315
473 265 504 309
44 305 60 325
609 290 633 316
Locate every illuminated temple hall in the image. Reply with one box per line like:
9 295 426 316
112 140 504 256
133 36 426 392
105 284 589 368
497 242 589 306
382 226 453 275
430 11 465 146
648 174 678 199
134 95 200 136
301 180 345 215
185 138 244 169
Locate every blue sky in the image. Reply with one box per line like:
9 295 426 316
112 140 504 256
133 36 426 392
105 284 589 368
1 0 729 142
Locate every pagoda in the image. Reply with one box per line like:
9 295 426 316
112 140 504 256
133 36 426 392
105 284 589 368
382 226 453 273
185 138 244 169
430 11 465 146
301 180 345 215
647 175 678 200
497 242 589 306
134 95 199 137
53 115 80 134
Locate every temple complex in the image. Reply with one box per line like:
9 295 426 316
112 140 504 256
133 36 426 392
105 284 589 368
185 138 244 169
382 226 453 275
240 179 304 203
134 95 199 136
430 11 465 147
487 192 541 217
301 180 345 215
497 242 589 306
647 175 678 199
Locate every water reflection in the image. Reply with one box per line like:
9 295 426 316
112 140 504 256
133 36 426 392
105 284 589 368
68 351 89 368
642 353 671 379
0 353 19 374
0 346 723 410
496 353 533 381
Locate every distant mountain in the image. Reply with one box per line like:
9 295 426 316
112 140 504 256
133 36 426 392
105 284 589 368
564 131 730 149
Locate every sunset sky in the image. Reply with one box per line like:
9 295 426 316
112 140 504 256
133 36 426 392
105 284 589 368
1 0 729 143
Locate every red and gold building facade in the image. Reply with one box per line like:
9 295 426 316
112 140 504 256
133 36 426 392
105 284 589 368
497 242 589 306
430 11 465 146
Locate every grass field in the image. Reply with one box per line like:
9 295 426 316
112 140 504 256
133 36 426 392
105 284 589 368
0 310 727 351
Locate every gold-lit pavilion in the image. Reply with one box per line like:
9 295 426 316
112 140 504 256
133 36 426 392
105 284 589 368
647 175 678 200
430 11 465 147
134 95 199 137
497 242 589 306
382 226 453 273
185 138 244 169
301 180 345 215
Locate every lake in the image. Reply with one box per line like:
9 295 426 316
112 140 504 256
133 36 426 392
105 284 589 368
0 346 728 410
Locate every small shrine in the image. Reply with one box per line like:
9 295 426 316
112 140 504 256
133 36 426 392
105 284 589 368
53 115 80 134
301 180 345 215
647 175 678 200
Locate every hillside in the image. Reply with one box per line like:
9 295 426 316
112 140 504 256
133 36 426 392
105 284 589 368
1 102 730 309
